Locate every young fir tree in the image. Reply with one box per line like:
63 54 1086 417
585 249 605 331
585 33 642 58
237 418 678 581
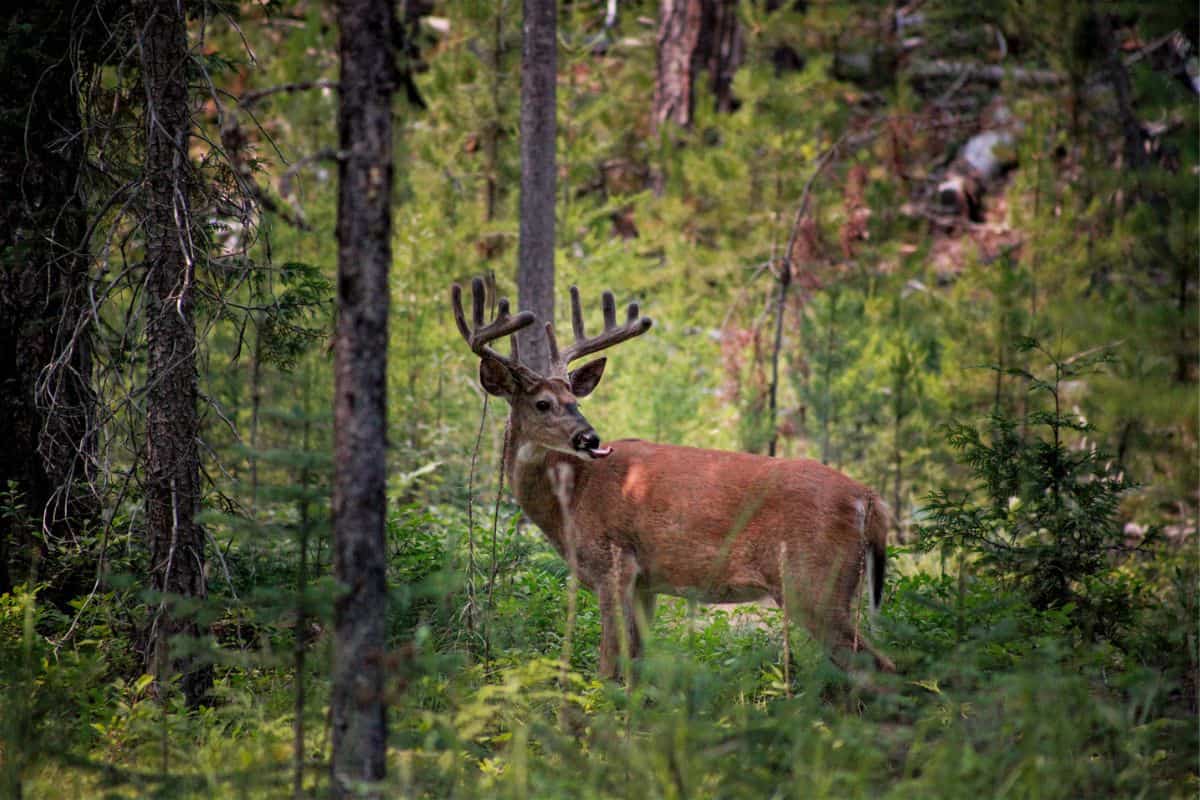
918 339 1137 635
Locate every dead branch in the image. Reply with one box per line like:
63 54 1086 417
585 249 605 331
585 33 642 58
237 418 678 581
906 60 1064 88
239 79 339 108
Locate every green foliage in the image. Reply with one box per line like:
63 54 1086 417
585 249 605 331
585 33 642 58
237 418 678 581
919 340 1138 631
252 262 332 371
0 585 111 795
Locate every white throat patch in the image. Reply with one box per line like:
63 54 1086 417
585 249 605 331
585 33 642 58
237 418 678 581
515 441 541 470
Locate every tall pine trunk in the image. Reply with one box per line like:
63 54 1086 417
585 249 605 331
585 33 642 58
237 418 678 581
653 0 704 133
138 0 210 708
517 0 557 373
331 0 395 792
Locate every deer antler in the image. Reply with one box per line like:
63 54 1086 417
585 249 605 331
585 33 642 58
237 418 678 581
451 277 538 378
545 285 653 378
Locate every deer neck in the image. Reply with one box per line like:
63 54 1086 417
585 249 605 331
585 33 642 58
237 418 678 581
505 420 577 555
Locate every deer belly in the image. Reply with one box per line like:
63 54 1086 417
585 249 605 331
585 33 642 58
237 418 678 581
649 581 771 604
641 549 773 603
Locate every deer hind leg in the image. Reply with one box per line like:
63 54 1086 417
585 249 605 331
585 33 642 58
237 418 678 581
784 600 894 673
778 547 895 673
597 544 642 681
822 552 896 674
819 605 895 673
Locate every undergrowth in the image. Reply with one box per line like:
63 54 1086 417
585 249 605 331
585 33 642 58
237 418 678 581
3 506 1195 798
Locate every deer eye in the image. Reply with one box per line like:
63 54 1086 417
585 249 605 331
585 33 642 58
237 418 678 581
535 399 552 412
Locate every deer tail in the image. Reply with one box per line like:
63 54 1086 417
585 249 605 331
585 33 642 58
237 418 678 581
863 496 890 615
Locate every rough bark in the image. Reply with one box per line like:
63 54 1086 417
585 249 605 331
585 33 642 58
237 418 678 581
653 0 705 132
654 0 743 132
517 0 557 373
331 0 395 793
0 1 98 597
138 0 210 708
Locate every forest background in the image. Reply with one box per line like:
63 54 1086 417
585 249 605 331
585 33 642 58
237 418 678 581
0 0 1196 797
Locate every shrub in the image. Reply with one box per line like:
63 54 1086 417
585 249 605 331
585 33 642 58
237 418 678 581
917 339 1140 636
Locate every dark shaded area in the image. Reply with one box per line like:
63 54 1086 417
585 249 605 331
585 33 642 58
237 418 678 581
0 2 99 599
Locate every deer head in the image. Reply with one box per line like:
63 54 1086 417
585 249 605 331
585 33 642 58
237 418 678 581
451 277 652 460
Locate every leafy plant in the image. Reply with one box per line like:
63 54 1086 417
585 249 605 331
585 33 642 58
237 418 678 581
918 339 1140 634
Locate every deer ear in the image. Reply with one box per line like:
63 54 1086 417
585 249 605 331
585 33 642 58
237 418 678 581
479 356 518 397
569 358 606 398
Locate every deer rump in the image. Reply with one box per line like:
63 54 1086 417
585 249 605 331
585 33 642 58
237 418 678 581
519 439 889 646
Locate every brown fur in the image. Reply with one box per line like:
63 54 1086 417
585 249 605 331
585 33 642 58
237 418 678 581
501 377 894 678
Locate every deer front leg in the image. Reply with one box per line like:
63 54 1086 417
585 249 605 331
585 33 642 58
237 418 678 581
597 545 641 681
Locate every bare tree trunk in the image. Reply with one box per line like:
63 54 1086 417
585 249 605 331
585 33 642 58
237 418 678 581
653 0 704 133
483 6 505 223
654 0 743 132
293 416 313 800
819 294 837 465
331 0 395 792
138 0 210 709
249 317 263 513
891 371 905 543
517 0 557 373
1094 10 1147 171
0 0 97 599
699 0 743 114
766 264 791 458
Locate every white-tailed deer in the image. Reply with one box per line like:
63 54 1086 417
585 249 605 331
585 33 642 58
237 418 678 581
452 278 894 677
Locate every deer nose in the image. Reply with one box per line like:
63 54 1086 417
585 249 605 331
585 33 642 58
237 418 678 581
573 430 601 452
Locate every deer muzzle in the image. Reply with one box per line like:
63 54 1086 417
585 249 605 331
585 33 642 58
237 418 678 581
572 429 612 459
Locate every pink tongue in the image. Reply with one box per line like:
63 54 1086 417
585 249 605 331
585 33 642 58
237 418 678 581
588 446 613 458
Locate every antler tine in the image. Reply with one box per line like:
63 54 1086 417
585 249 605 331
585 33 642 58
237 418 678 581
545 321 561 365
450 278 536 365
472 277 486 329
602 290 616 329
569 285 586 340
451 283 472 342
553 287 653 373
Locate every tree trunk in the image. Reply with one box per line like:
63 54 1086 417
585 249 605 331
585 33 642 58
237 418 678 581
892 371 905 544
653 0 704 133
654 0 743 133
483 7 505 223
0 0 98 599
1094 11 1147 171
699 0 743 114
766 264 791 458
517 0 557 373
331 0 395 793
138 0 210 708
